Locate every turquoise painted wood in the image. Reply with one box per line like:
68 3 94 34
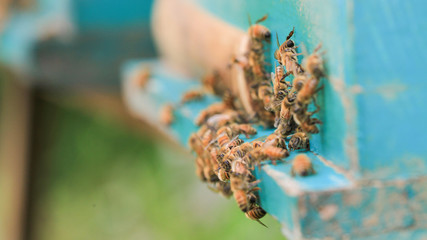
0 0 155 88
122 59 427 239
121 1 427 238
194 0 427 181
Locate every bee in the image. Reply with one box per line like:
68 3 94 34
215 182 233 198
217 168 230 182
230 124 257 138
188 133 200 153
195 157 207 182
262 147 289 162
222 90 236 110
290 75 307 93
232 158 251 175
160 104 174 126
230 173 259 192
252 141 264 148
279 99 292 126
226 137 244 150
257 84 274 107
202 71 224 95
181 89 204 104
273 64 291 96
217 132 231 147
245 206 268 227
195 103 226 126
264 133 287 150
204 165 220 183
296 76 322 107
201 128 215 147
218 157 232 172
300 118 322 134
237 142 254 155
248 14 271 43
288 132 310 151
304 43 325 79
234 190 249 212
291 154 316 177
274 29 303 75
246 14 271 80
132 67 150 88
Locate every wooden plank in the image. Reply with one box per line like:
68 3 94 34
0 74 33 240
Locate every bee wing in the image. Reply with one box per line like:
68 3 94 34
225 135 240 148
253 136 268 142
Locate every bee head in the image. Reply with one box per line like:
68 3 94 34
285 39 295 48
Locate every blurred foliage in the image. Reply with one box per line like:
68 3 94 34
30 98 285 240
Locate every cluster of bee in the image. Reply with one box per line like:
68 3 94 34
159 15 325 226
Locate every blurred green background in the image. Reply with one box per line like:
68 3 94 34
20 92 284 240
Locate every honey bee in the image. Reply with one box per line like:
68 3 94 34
290 74 307 93
232 158 251 175
273 64 291 96
230 124 257 138
300 118 322 134
291 154 316 176
195 103 226 126
279 99 292 126
181 89 204 104
274 29 303 75
226 137 244 150
264 133 287 150
218 157 232 172
248 14 271 43
160 104 174 126
195 157 207 182
257 84 274 107
304 43 325 79
234 190 252 212
288 132 310 151
201 128 215 147
262 147 289 162
215 181 233 198
252 141 264 148
236 142 254 155
217 168 230 182
217 132 231 148
132 67 150 88
245 206 268 227
230 173 259 192
296 76 321 107
222 90 236 110
204 165 220 183
202 71 224 95
207 110 244 129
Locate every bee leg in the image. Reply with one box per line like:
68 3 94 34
315 84 324 94
274 117 281 128
311 96 321 114
310 166 316 175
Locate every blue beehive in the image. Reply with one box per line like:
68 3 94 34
122 0 427 239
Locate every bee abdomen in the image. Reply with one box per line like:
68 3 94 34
234 190 249 212
245 206 267 220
